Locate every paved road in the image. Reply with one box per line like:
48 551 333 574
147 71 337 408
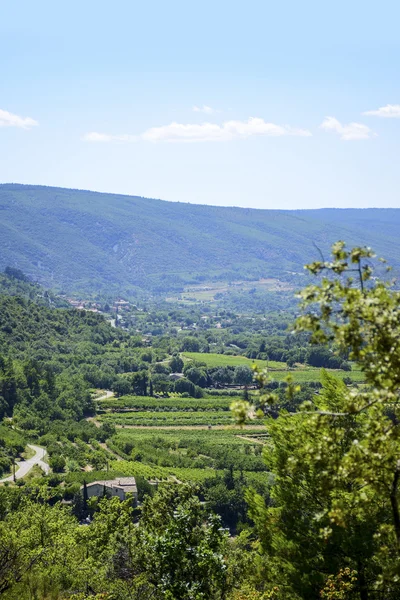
0 445 49 483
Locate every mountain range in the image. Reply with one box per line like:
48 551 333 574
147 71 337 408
1 183 399 296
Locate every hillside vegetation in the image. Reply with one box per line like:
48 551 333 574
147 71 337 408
1 183 400 295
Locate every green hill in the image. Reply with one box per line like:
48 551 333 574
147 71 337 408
1 183 400 296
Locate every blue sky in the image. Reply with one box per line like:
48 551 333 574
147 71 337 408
1 0 400 209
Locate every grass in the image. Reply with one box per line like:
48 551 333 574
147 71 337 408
21 445 36 460
23 464 46 482
267 369 364 383
183 352 286 369
183 352 364 382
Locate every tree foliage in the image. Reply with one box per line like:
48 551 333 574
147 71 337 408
242 242 400 598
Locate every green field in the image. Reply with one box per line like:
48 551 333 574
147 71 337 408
100 395 232 412
106 427 270 483
183 352 286 369
100 410 235 427
268 369 365 383
183 352 364 382
113 427 268 445
108 459 220 482
107 459 271 485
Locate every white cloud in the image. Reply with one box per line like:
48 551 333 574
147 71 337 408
141 117 312 143
363 104 400 118
0 108 38 129
192 105 217 114
82 132 138 142
83 117 312 144
320 116 375 141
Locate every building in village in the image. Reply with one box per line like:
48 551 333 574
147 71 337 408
82 477 137 502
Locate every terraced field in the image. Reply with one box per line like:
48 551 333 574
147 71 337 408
100 395 232 412
101 410 235 427
96 364 363 486
104 427 270 484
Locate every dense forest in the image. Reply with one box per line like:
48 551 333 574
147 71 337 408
1 184 400 295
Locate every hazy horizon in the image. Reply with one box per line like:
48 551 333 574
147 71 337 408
2 181 400 212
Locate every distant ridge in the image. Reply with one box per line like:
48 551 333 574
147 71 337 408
1 183 400 296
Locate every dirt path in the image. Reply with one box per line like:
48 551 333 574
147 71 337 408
96 390 114 401
99 442 123 460
0 445 49 483
86 417 101 427
236 435 266 444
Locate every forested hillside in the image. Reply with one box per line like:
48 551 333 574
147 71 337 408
1 183 400 295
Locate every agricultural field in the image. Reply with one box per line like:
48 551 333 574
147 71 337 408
100 395 232 412
183 352 365 383
267 368 364 383
100 410 235 427
166 278 293 303
182 352 285 369
104 427 271 485
107 459 271 486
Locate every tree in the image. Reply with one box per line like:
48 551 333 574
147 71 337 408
241 242 400 598
170 355 184 373
4 267 29 282
212 367 233 387
131 484 229 599
0 501 79 596
112 376 132 397
151 373 173 395
49 454 66 473
234 366 253 387
185 366 208 387
181 337 200 352
174 377 196 397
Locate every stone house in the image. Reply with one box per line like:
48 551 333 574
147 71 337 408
82 477 137 502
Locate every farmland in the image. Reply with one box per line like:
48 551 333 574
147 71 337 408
100 410 235 427
183 351 365 383
103 426 270 485
166 278 293 303
182 351 285 369
99 395 232 412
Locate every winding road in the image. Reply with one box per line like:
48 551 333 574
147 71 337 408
0 445 49 483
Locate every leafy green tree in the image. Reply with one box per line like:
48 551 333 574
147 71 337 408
111 376 131 397
181 337 200 352
174 377 196 397
131 484 229 599
241 242 400 598
170 354 184 373
0 500 79 597
185 366 208 387
49 454 66 473
234 366 253 387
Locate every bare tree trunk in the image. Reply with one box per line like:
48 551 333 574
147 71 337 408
357 561 368 600
390 461 400 551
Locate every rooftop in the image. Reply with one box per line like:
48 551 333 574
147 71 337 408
83 477 137 492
